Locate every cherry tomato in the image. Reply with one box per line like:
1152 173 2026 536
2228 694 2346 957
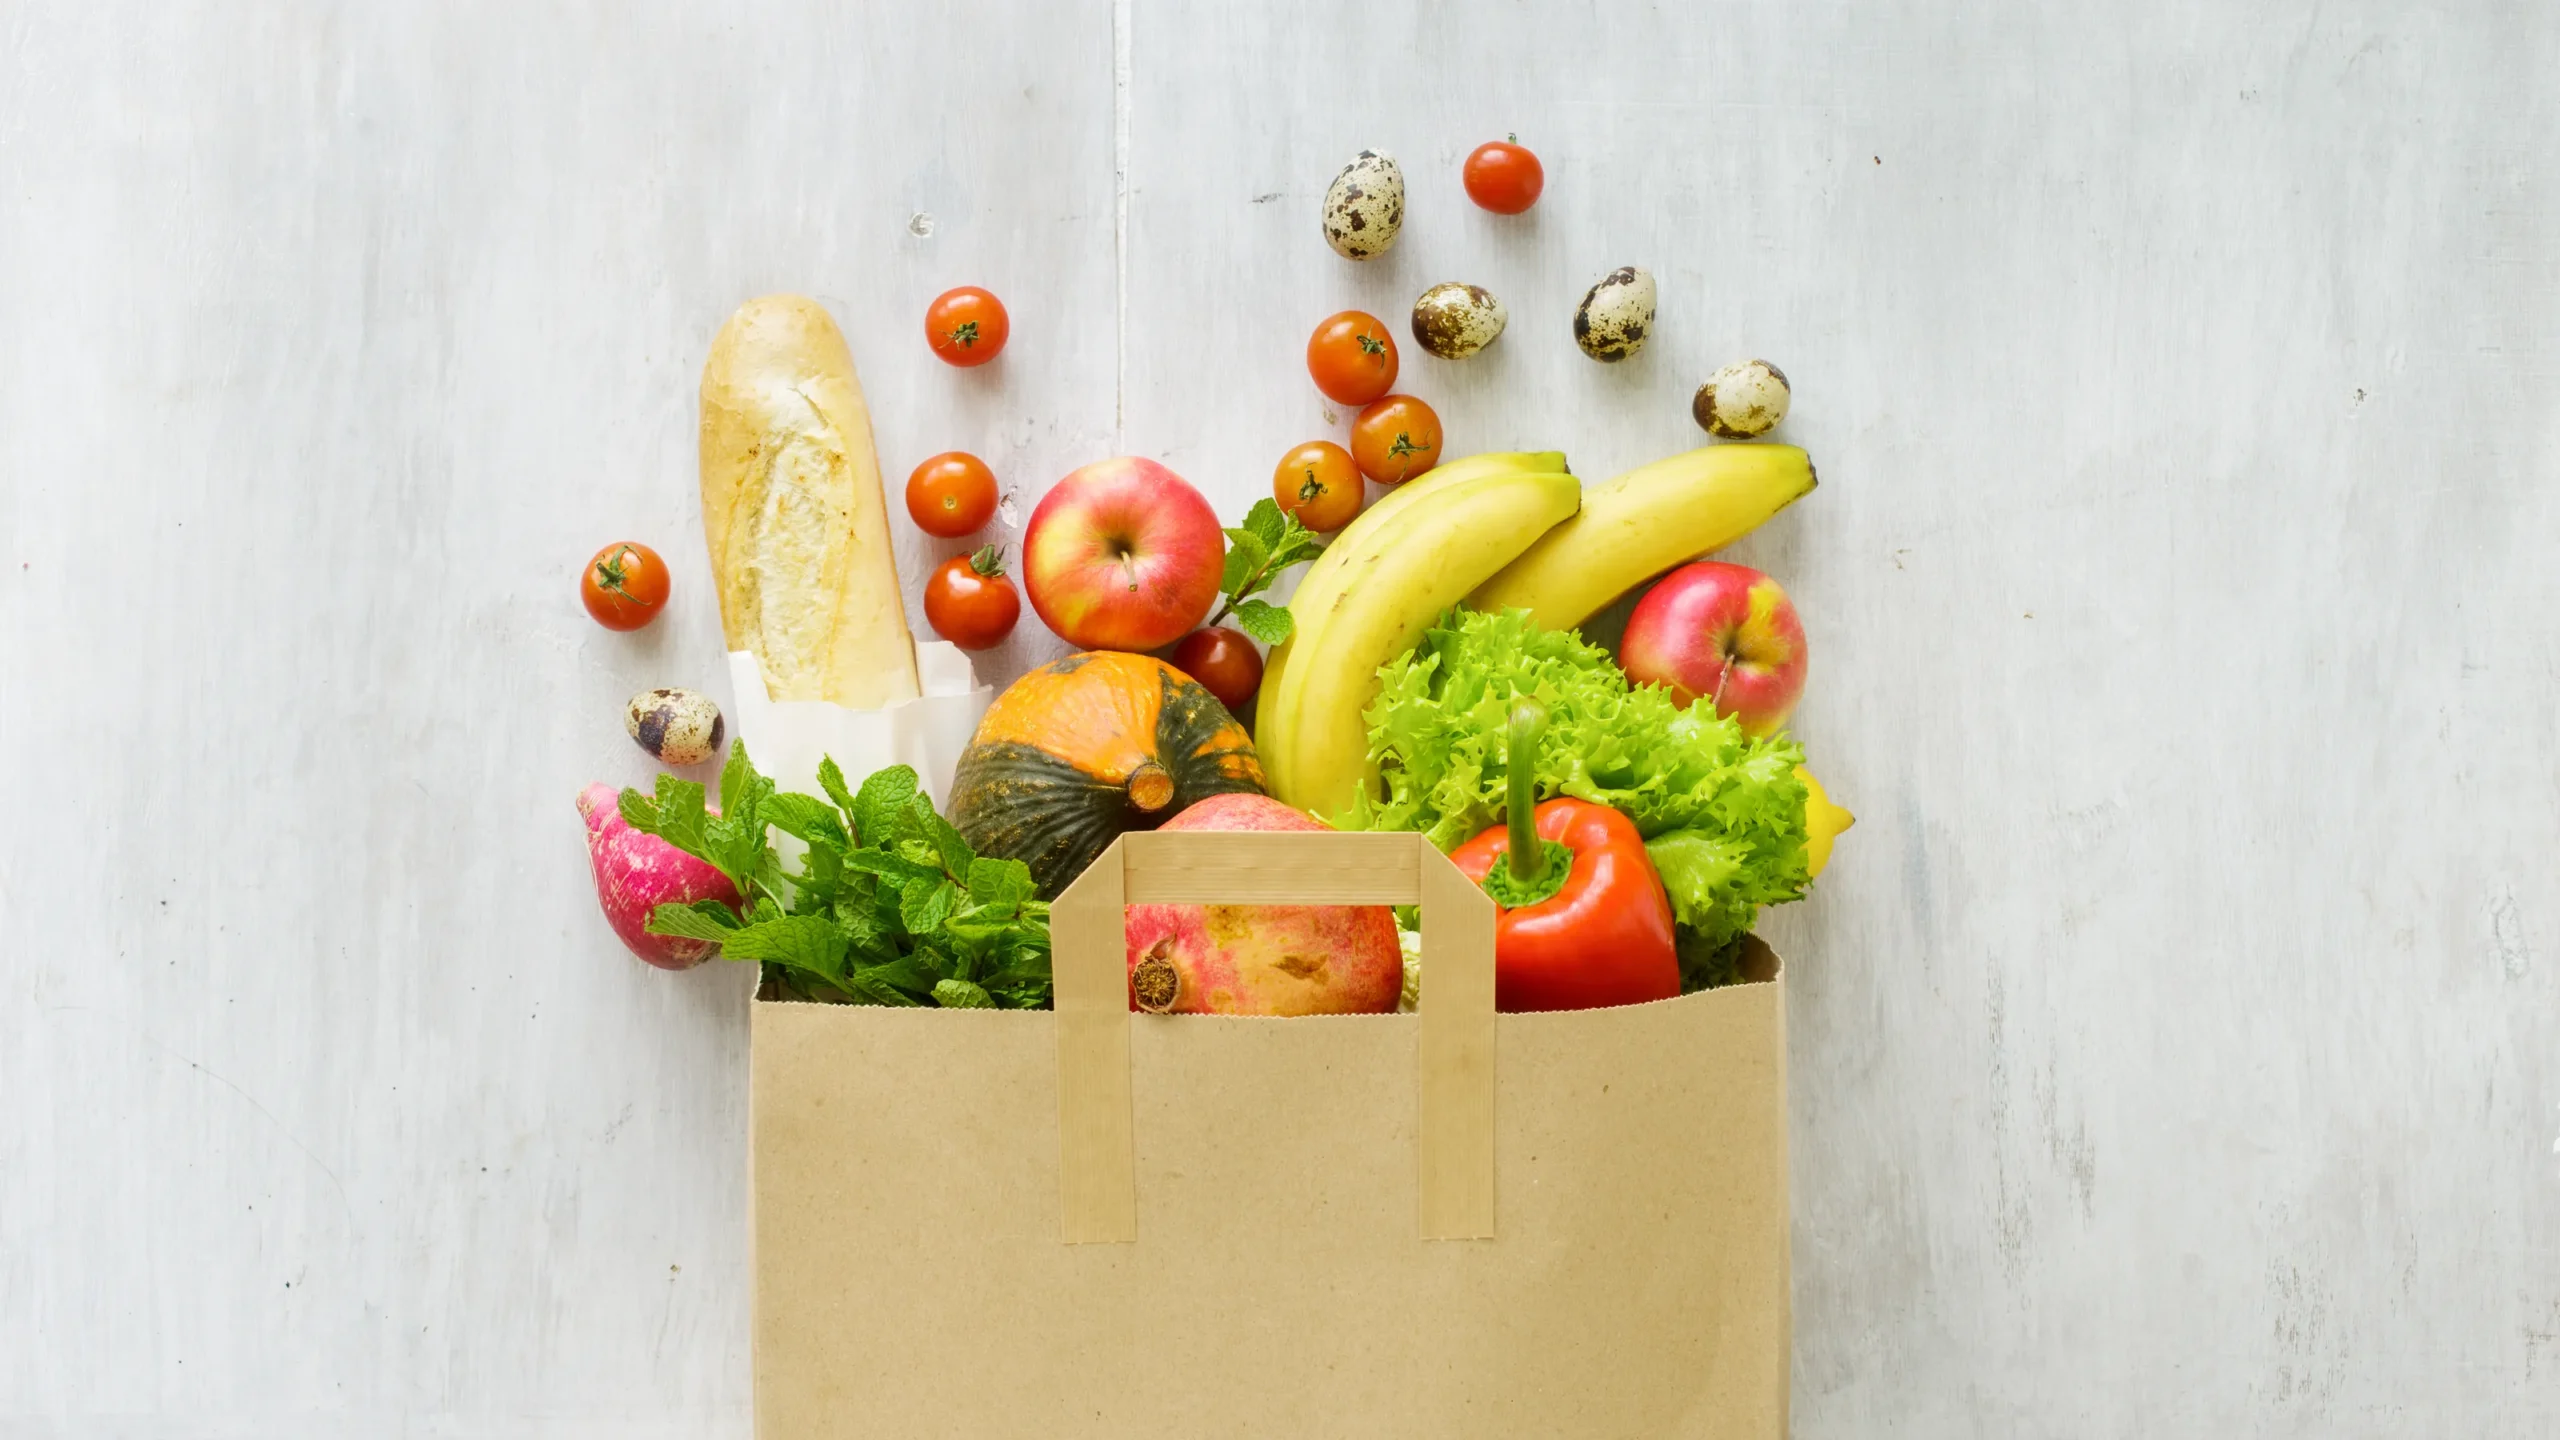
1463 137 1544 214
1171 627 1264 714
925 286 1009 367
906 452 999 538
1271 440 1363 533
1349 395 1444 485
581 541 671 631
1305 310 1399 407
923 545 1021 651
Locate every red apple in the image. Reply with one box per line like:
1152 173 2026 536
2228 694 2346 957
1121 793 1403 1015
1022 456 1223 651
1619 561 1808 736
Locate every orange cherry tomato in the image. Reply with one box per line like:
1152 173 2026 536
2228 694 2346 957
1271 440 1364 533
923 546 1021 651
1170 627 1264 714
1463 138 1544 214
906 452 999 538
581 541 671 631
1305 310 1399 407
925 286 1009 367
1349 395 1443 485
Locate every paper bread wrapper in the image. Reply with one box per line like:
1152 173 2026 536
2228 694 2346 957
726 638 992 808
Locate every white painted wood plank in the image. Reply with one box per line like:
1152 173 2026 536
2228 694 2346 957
1120 2 2560 1436
4 0 2558 1436
0 3 1115 1435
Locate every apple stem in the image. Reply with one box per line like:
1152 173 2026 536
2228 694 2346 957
1505 698 1549 887
1120 552 1139 593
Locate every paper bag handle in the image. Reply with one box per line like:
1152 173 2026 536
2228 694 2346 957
1050 830 1497 1244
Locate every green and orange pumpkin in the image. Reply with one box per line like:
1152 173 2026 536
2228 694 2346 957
951 651 1266 896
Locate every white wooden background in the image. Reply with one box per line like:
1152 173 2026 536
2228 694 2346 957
4 2 2555 1435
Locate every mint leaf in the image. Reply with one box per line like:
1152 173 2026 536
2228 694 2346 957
618 788 663 832
714 914 852 978
816 755 859 823
701 811 767 892
763 792 847 846
933 978 996 1009
842 847 940 887
852 954 941 1001
1229 598 1294 647
922 805 975 880
844 967 925 1006
793 839 845 907
623 774 711 858
1242 497 1287 549
837 905 898 965
643 901 742 943
900 879 958 937
965 856 1035 912
943 903 1027 944
851 765 922 846
1220 528 1269 597
717 740 768 822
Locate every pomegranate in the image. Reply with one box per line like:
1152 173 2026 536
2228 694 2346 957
1123 794 1401 1015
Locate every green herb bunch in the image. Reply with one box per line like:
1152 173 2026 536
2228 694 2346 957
619 743 1052 1008
1208 498 1323 646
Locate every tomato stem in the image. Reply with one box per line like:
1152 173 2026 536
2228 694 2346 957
946 319 980 348
968 544 1006 578
593 545 637 599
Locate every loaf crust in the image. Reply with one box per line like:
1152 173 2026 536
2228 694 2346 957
699 296 919 706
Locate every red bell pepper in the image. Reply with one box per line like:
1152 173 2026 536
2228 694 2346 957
1448 699 1680 1012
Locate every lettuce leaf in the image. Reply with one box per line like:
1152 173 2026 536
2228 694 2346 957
1345 607 1811 969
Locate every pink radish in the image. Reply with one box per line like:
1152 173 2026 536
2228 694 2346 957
576 782 741 970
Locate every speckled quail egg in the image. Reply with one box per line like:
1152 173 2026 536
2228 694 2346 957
1692 359 1792 437
1410 282 1507 360
625 687 724 766
1572 266 1657 362
1321 150 1404 261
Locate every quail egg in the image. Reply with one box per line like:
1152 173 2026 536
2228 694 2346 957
625 687 724 766
1693 359 1792 437
1321 149 1404 261
1572 266 1657 362
1410 282 1507 360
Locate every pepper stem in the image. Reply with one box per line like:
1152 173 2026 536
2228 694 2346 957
1505 697 1548 886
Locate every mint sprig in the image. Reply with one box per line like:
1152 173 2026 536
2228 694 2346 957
620 742 1052 1008
1209 498 1321 644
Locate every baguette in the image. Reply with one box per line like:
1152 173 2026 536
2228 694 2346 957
699 295 919 707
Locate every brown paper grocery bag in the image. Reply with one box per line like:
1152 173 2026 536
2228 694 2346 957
752 830 1788 1438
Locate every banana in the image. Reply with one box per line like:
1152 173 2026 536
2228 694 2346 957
1466 443 1815 630
1270 467 1583 818
1260 450 1566 795
1333 449 1567 541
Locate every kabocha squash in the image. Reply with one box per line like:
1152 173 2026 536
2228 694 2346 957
951 652 1266 896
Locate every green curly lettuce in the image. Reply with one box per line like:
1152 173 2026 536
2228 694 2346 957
1344 607 1810 983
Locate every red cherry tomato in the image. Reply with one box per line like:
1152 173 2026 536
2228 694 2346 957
1349 394 1443 485
923 546 1022 651
906 452 999 538
1271 440 1363 533
1463 138 1545 214
1305 310 1399 407
1170 627 1265 714
581 541 670 631
925 286 1009 367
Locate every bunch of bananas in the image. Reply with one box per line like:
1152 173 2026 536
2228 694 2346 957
1259 442 1821 824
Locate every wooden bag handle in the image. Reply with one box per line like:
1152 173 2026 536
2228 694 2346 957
1050 830 1497 1244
